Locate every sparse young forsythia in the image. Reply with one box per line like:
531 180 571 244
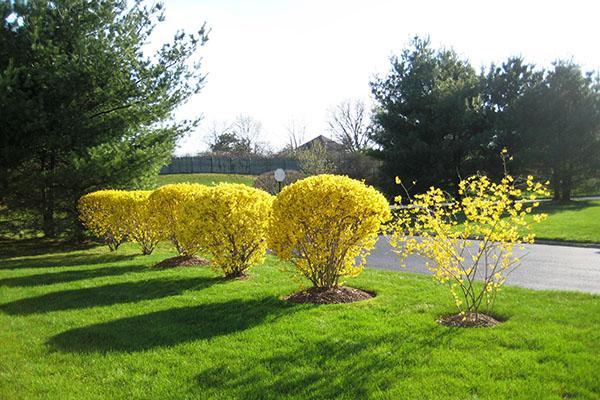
78 190 130 251
148 183 208 256
390 173 550 317
269 175 391 288
182 184 273 278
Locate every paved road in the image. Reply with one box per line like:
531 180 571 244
366 236 600 294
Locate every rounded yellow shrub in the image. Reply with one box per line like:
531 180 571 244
121 190 161 255
78 190 130 251
148 183 208 256
182 184 273 278
269 174 391 288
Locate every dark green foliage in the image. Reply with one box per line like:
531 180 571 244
209 132 253 154
479 57 543 177
371 37 600 201
370 37 488 197
0 0 207 236
519 62 600 201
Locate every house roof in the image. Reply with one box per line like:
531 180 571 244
296 135 344 152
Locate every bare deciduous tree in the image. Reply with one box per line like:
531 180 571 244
204 115 271 156
327 99 373 152
284 117 307 152
232 114 272 155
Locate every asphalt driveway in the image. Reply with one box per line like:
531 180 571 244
366 236 600 294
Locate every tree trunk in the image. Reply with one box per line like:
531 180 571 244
551 170 561 202
41 152 57 238
71 217 87 243
560 172 572 203
42 203 55 238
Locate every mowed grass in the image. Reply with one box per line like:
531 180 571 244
0 240 599 399
156 173 255 187
531 200 600 243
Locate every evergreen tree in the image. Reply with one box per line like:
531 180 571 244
0 0 208 236
520 62 600 202
480 57 543 177
370 37 487 197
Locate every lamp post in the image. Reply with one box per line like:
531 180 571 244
274 168 286 193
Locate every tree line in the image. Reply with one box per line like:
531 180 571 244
1 2 598 240
370 37 600 202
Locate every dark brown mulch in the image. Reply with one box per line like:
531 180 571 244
223 271 249 280
438 312 500 328
284 286 375 304
153 255 210 269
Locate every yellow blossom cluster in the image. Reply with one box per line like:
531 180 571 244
122 190 162 255
390 173 549 315
78 190 131 251
78 190 161 254
182 184 273 278
269 175 391 288
148 183 208 256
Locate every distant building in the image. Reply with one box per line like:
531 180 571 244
296 135 344 153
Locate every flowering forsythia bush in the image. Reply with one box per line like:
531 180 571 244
148 183 208 256
121 190 162 255
78 190 130 251
390 173 549 318
269 175 391 288
182 184 273 278
79 190 161 254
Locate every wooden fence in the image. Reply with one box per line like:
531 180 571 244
160 156 299 175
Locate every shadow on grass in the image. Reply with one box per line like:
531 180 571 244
0 276 219 315
0 238 96 260
48 297 301 353
0 252 136 270
0 265 148 287
194 329 456 399
536 200 597 216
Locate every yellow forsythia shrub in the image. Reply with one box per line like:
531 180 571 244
390 171 549 318
78 190 130 251
148 183 208 256
121 190 161 255
182 184 273 278
269 175 391 288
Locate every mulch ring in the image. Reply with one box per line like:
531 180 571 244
284 286 375 304
438 312 501 328
223 271 249 281
153 255 210 269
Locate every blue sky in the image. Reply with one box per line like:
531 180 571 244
151 0 600 154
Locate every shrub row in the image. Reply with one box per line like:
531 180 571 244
79 170 549 317
79 175 391 283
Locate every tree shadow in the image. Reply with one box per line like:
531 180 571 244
537 200 595 216
0 238 96 260
0 265 148 287
0 252 136 270
48 297 302 353
0 276 219 315
194 328 457 399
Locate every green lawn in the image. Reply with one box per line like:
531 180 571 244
156 173 255 187
531 200 600 243
443 199 600 244
1 240 598 399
